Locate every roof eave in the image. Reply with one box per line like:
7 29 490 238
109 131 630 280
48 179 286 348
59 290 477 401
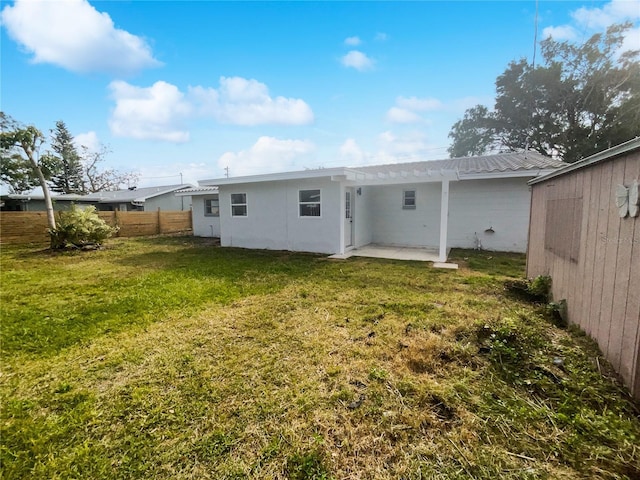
460 169 561 181
199 168 354 186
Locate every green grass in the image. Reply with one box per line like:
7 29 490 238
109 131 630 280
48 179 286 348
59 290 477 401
1 237 639 479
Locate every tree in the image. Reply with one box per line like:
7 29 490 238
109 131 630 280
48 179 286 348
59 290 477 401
0 113 57 231
0 151 38 193
49 120 84 194
448 23 640 163
78 144 139 192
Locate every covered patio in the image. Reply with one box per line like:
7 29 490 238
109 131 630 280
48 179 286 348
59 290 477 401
329 244 457 268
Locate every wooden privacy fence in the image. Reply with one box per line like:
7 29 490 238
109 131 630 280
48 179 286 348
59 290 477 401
0 210 192 244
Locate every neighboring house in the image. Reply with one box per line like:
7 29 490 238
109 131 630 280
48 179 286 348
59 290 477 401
190 151 564 259
527 138 640 399
175 186 220 237
0 193 95 212
1 184 192 212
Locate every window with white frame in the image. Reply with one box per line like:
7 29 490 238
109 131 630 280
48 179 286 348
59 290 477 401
204 195 219 216
230 193 247 217
299 189 321 217
403 189 416 209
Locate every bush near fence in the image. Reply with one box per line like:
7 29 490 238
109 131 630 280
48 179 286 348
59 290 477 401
0 210 193 244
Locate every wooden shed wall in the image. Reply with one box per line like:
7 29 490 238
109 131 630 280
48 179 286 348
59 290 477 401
527 150 640 398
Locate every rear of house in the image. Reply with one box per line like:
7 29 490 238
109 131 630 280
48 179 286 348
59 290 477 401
527 138 640 399
193 152 564 259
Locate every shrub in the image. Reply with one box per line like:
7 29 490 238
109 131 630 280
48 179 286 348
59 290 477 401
49 205 117 249
528 275 552 301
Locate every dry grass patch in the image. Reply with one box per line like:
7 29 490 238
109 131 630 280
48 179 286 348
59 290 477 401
1 238 639 479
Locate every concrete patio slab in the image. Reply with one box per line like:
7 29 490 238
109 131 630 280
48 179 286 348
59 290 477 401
329 244 451 263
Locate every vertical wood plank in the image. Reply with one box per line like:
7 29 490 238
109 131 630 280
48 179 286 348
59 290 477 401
582 165 603 336
591 161 614 355
604 158 632 372
598 160 624 359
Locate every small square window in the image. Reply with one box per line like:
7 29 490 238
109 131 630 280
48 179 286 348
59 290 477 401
403 190 416 209
299 189 321 217
231 193 247 217
204 196 219 216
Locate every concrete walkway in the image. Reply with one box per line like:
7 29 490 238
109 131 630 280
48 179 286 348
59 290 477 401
329 244 446 262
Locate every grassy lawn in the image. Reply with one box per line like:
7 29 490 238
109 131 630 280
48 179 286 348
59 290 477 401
1 236 639 479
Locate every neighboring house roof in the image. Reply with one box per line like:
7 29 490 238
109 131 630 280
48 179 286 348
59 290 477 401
200 151 565 186
6 193 97 202
175 186 218 196
6 184 193 204
84 184 192 204
529 137 640 185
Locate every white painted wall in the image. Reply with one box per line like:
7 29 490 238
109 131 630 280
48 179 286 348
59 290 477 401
191 195 221 237
353 186 373 248
369 183 443 247
145 192 187 211
365 178 532 252
448 178 532 252
218 178 342 254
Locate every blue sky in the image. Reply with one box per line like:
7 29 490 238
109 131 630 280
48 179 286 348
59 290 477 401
2 0 639 190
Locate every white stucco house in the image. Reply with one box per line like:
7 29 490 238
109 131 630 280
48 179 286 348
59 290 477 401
184 152 565 260
175 186 221 237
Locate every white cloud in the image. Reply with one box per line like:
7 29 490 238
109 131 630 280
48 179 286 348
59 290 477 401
339 138 367 165
375 32 389 42
376 130 434 162
341 50 374 71
396 96 443 112
386 96 444 124
108 80 192 142
571 0 640 30
542 25 578 41
218 137 316 177
191 77 314 126
74 131 101 152
108 77 314 142
544 0 640 51
386 107 423 124
1 0 160 75
344 36 362 46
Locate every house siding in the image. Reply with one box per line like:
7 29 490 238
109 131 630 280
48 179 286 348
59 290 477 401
191 195 221 237
367 178 532 252
218 178 341 254
449 178 532 252
145 192 187 211
527 150 640 399
354 186 374 248
369 183 442 248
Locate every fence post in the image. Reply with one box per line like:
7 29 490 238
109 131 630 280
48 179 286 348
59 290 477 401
157 207 162 234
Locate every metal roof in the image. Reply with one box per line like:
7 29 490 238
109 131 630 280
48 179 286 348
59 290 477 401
200 151 564 187
83 184 192 203
355 151 565 176
529 137 640 185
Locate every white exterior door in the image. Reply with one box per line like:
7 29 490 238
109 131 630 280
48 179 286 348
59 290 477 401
344 189 354 247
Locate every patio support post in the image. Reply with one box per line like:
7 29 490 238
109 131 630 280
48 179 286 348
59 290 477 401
438 179 450 262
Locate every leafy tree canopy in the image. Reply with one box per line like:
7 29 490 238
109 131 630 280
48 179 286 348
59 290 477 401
1 113 139 194
448 23 640 163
